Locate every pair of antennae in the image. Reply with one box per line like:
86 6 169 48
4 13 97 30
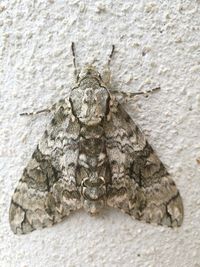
71 42 115 78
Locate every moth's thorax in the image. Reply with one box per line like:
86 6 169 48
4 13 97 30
70 67 109 126
77 125 109 214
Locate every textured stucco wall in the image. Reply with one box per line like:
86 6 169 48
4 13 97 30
1 1 200 266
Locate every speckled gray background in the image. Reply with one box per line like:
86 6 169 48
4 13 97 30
1 1 200 266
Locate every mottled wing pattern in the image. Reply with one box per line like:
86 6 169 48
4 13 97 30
104 97 183 227
9 99 82 234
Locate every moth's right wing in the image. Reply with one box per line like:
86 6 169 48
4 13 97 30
9 99 82 234
104 97 183 227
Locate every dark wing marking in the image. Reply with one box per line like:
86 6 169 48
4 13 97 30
9 99 82 234
104 97 183 227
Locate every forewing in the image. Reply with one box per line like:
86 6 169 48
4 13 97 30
104 97 183 227
9 99 82 234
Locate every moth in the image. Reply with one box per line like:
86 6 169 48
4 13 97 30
9 43 183 235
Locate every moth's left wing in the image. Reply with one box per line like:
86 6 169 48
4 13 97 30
9 99 82 234
104 97 183 227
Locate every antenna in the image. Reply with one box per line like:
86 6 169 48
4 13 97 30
71 42 78 81
107 45 115 68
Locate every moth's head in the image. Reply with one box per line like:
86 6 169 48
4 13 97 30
78 65 102 83
70 65 110 126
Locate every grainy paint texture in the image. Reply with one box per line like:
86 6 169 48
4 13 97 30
0 0 200 266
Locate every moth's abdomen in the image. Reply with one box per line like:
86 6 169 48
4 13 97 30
82 176 106 214
77 125 110 214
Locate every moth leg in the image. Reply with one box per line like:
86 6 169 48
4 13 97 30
20 102 58 116
111 86 160 103
20 108 52 116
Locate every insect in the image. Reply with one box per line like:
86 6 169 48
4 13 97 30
9 43 183 234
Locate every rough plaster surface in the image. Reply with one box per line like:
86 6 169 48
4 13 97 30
0 0 200 266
